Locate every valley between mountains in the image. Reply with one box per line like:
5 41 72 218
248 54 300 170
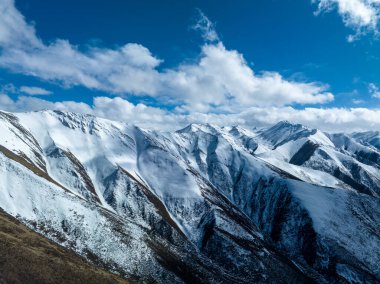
0 109 379 283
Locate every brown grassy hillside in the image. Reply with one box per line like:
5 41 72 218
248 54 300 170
0 209 129 284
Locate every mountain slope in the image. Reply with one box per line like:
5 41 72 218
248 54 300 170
0 110 378 283
0 209 129 284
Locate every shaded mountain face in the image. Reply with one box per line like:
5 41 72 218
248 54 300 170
0 110 378 283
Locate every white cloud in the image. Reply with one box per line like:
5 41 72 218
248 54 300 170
1 2 375 132
369 82 380 98
0 39 161 95
0 94 379 132
161 43 333 112
352 98 365 104
0 83 17 94
19 86 52 95
0 0 334 113
0 94 92 113
192 9 220 42
0 94 181 130
1 83 51 95
0 0 161 95
313 0 380 39
234 106 380 132
0 0 41 48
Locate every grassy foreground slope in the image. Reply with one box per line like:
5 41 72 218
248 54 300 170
0 210 129 284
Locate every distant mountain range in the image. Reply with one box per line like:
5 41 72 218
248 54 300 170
0 109 378 283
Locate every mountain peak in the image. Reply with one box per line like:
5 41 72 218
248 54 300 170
176 123 220 134
272 120 307 130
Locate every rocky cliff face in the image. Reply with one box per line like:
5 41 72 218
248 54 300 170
0 110 378 283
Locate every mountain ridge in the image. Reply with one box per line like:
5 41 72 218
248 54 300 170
0 109 378 283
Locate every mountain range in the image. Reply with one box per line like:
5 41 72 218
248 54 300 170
0 109 379 283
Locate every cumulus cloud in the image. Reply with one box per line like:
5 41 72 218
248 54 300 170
0 0 161 94
161 43 333 112
0 0 334 113
1 83 51 95
0 94 379 132
1 1 375 132
0 94 180 130
0 93 92 114
19 86 52 95
234 106 380 132
313 0 380 40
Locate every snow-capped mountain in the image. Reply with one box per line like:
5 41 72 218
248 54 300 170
0 110 379 283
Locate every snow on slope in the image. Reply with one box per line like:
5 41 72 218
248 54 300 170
352 131 380 150
134 128 202 199
15 111 206 239
15 111 143 208
0 110 379 283
0 111 46 170
0 150 179 282
288 179 380 280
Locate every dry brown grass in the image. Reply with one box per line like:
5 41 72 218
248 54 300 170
0 210 129 284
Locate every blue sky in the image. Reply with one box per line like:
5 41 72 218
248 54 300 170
1 0 380 131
